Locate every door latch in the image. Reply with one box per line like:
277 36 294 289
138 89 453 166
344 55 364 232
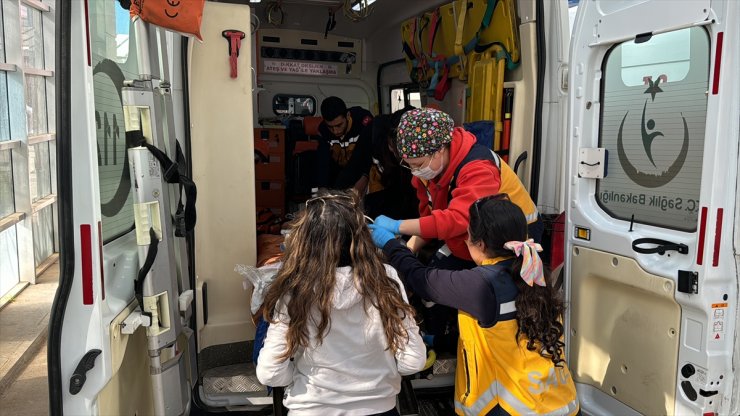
677 270 698 294
69 349 102 395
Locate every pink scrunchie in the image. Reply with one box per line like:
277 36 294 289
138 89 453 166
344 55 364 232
504 239 545 287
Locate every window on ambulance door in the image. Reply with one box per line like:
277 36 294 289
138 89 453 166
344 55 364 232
390 86 421 112
91 3 140 241
596 27 709 232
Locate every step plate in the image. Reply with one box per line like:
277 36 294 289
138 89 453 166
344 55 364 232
202 363 266 394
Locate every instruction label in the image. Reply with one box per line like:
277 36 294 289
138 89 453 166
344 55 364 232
263 60 338 76
711 302 728 340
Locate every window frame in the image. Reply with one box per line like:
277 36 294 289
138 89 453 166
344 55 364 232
271 93 317 116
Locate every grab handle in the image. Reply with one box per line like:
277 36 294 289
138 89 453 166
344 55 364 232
632 238 688 255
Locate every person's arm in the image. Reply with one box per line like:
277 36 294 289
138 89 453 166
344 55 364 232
382 239 497 323
398 218 421 236
352 174 369 195
405 235 428 253
255 307 295 387
418 160 501 241
385 267 427 375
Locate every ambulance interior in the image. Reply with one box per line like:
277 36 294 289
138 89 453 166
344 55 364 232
186 0 570 412
54 0 740 415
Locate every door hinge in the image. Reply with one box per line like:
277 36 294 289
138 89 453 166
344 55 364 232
677 270 698 294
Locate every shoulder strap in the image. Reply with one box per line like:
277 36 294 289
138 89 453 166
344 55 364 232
448 143 501 199
477 262 518 324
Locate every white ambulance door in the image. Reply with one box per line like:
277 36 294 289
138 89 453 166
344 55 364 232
566 1 738 415
49 1 196 415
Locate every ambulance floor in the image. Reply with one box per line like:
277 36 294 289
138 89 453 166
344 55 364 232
415 388 456 415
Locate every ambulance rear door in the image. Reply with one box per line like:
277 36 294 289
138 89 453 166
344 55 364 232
49 1 196 415
566 0 739 415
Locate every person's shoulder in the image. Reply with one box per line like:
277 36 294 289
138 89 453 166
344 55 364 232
383 263 400 277
349 107 374 127
474 263 513 280
317 121 331 138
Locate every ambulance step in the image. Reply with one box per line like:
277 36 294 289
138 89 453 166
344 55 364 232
202 363 266 395
398 379 455 416
415 387 456 416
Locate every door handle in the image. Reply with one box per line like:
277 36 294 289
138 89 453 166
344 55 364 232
69 349 101 395
631 238 688 255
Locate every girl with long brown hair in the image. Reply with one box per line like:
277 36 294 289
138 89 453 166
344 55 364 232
256 190 425 416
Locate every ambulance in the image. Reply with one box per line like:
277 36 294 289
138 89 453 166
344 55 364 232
47 0 739 414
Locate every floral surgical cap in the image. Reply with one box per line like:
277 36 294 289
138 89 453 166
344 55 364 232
396 108 454 159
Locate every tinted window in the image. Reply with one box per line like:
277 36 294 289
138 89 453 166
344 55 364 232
596 27 709 231
91 3 140 240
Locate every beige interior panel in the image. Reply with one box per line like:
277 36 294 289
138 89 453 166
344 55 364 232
98 305 154 415
189 2 257 350
505 21 536 191
570 246 681 416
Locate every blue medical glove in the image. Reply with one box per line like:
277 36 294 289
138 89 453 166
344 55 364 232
368 224 395 248
374 215 401 234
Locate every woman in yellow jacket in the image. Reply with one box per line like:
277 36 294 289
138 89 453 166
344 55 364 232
370 195 580 415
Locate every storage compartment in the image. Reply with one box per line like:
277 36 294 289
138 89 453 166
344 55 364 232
255 180 285 209
254 128 285 155
255 154 285 180
254 127 287 215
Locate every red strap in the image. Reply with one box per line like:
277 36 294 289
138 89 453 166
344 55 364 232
222 30 246 79
427 9 440 55
434 64 451 101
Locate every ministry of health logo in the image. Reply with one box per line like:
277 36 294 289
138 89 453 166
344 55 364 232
617 74 690 188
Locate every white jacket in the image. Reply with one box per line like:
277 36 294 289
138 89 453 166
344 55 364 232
256 265 426 415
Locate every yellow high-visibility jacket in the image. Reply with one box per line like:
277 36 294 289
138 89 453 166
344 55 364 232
454 264 580 416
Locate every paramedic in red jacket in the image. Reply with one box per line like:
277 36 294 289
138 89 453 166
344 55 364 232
373 107 542 271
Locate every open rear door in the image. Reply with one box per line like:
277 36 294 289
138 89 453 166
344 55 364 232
566 1 739 415
49 1 196 414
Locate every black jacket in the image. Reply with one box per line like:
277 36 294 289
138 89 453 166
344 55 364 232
316 106 374 189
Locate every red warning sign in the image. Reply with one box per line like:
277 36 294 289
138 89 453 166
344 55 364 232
715 333 720 339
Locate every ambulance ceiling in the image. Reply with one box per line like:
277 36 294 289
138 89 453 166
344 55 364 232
248 0 450 39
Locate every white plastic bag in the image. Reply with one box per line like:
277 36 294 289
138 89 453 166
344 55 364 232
235 262 282 315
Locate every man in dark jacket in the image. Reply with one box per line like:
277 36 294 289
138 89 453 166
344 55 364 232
316 96 374 192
